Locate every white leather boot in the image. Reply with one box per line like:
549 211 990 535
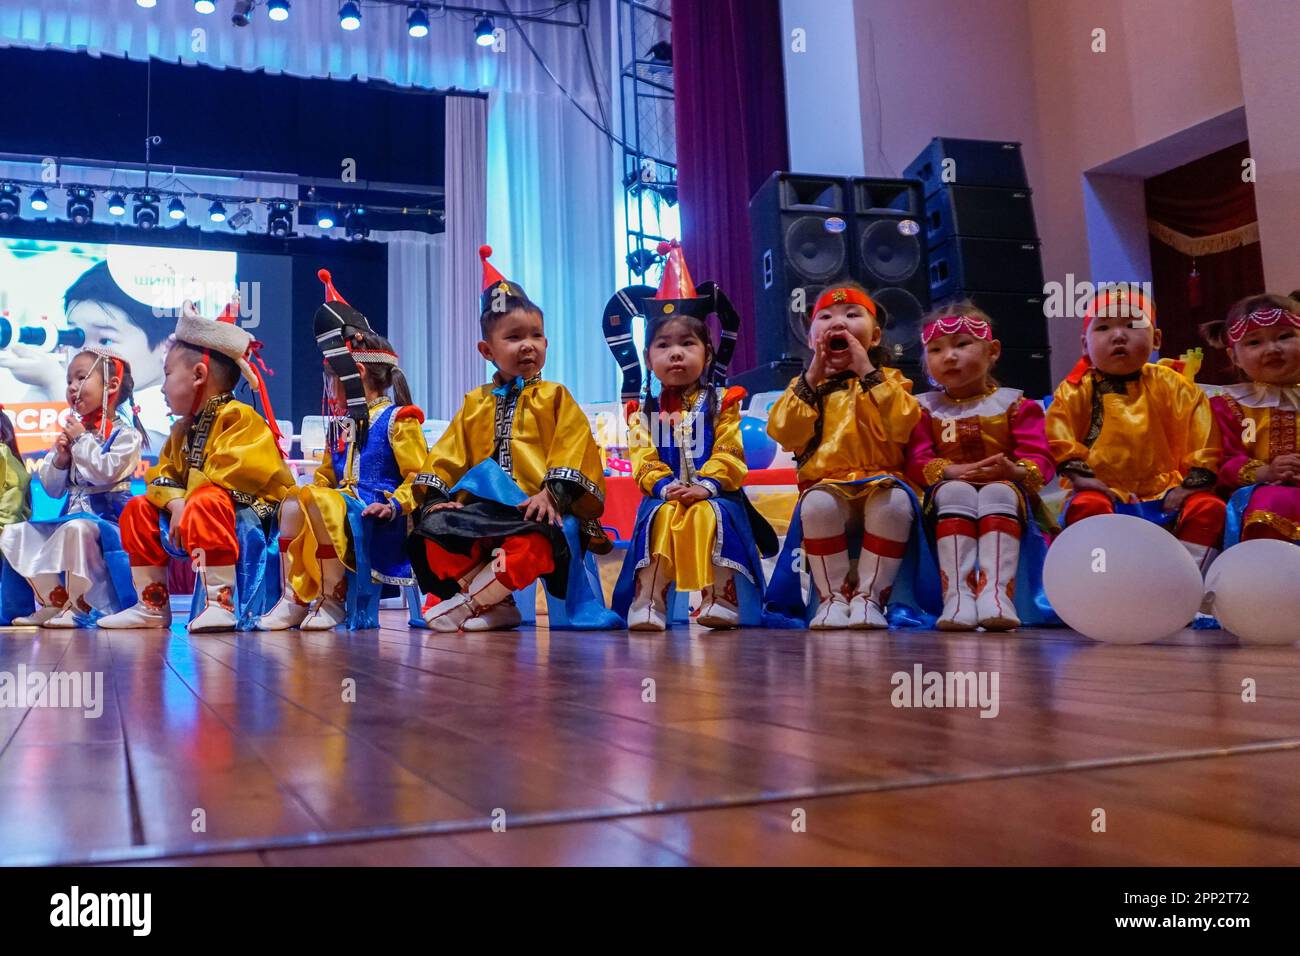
697 566 740 629
188 564 238 633
300 558 348 631
974 515 1021 630
934 517 979 630
627 558 669 631
97 566 173 630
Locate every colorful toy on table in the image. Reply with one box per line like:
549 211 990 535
605 240 777 630
0 347 146 627
763 280 940 630
1045 287 1226 597
96 298 295 633
407 245 618 632
1203 294 1300 546
258 270 427 632
905 302 1057 630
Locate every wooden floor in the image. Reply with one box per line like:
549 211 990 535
1 611 1298 866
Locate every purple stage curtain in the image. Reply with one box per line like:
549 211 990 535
672 0 789 375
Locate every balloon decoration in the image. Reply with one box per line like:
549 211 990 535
1043 514 1203 644
1205 541 1300 645
739 416 777 470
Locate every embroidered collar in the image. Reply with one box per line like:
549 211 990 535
185 392 234 469
367 396 391 410
1219 381 1300 412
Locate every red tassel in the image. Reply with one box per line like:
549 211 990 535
245 341 287 459
1188 264 1202 309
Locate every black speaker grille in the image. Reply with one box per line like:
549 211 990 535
873 286 925 366
859 219 921 284
783 215 847 282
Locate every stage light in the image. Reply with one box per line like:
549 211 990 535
30 188 49 212
194 0 216 14
67 187 94 225
268 0 290 22
0 184 20 222
316 207 336 230
227 206 254 230
133 191 160 229
339 1 361 30
475 16 495 46
267 199 295 237
167 197 187 221
208 200 227 223
107 192 127 216
408 5 430 38
625 247 661 277
345 206 368 241
231 0 254 26
136 0 157 8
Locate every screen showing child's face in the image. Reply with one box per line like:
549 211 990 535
66 300 165 389
480 308 547 380
808 301 880 373
924 332 998 393
647 318 708 388
161 346 202 418
1232 324 1300 385
1086 315 1158 376
65 353 104 418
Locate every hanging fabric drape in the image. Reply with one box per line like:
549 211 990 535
0 0 620 404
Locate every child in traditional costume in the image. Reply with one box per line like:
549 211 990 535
0 412 27 524
763 281 936 630
1204 294 1300 545
259 271 427 630
905 303 1056 630
1 347 144 626
607 241 776 630
407 246 617 632
97 300 295 633
1045 288 1225 575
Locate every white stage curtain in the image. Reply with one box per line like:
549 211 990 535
388 95 488 420
0 0 621 403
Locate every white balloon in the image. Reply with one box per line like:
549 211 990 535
1043 514 1203 644
1205 540 1300 645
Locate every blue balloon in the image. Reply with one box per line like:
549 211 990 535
739 416 777 470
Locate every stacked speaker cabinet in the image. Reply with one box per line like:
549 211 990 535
737 171 932 395
904 137 1052 397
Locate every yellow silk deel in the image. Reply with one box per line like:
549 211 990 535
145 399 295 511
0 444 32 525
766 367 920 488
286 400 428 603
416 379 606 517
1045 363 1222 502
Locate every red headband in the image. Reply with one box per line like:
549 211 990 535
921 314 992 345
1226 307 1300 346
813 287 877 318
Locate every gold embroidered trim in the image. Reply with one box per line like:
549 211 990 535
923 458 952 487
1016 458 1045 494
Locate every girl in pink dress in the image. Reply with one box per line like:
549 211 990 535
1206 294 1300 545
906 302 1057 630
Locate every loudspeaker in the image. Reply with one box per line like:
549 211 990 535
929 236 1044 301
749 172 852 371
994 346 1053 399
850 177 931 371
903 137 1029 197
924 185 1037 245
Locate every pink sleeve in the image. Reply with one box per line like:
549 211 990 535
905 408 939 487
1009 399 1055 483
1211 395 1250 487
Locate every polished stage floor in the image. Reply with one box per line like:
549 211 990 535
1 612 1298 866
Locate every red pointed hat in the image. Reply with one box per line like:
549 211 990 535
642 240 709 321
479 244 530 314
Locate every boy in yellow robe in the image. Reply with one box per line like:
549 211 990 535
1045 287 1225 573
98 300 295 633
407 246 614 632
